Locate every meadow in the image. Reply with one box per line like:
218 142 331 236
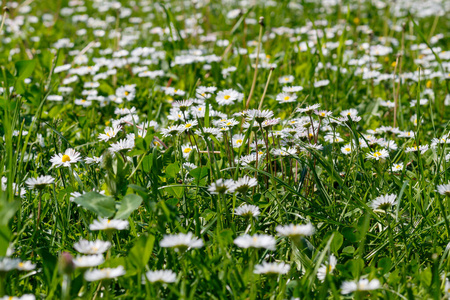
0 0 450 299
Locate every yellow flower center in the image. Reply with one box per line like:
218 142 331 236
236 139 243 145
373 152 382 157
18 262 24 268
185 123 192 128
125 91 129 96
62 155 71 162
224 95 230 100
183 148 192 153
345 148 350 152
226 122 232 126
284 96 290 101
284 77 289 81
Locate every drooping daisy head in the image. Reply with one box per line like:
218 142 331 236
370 194 397 210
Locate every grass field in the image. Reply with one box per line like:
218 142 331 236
0 0 450 299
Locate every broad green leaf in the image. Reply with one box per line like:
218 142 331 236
15 60 36 80
74 192 115 218
0 200 20 226
127 234 155 270
165 163 180 178
115 194 143 220
0 225 11 256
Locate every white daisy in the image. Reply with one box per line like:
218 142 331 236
370 194 397 210
254 261 290 275
50 148 82 168
98 125 121 142
317 255 337 281
235 204 260 218
231 176 258 194
25 175 55 190
437 182 450 196
73 239 111 254
233 234 276 250
276 223 315 238
160 232 204 252
341 278 381 294
142 270 177 284
84 266 126 281
207 179 235 194
73 255 105 268
366 149 389 160
89 219 129 231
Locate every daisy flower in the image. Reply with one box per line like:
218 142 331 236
98 125 121 142
370 194 397 210
296 104 321 114
340 109 358 118
16 261 36 271
109 138 135 153
172 99 193 111
161 125 184 137
234 204 260 218
0 295 35 300
73 255 105 268
341 278 381 294
207 179 235 194
366 149 389 160
317 255 337 281
276 223 315 239
74 239 111 255
0 258 21 272
179 120 198 132
437 182 450 196
233 234 276 250
314 79 330 88
84 266 126 281
231 134 245 148
142 270 177 284
315 110 332 118
50 148 82 168
391 163 403 172
160 232 204 252
25 175 54 190
398 131 415 138
216 89 240 105
276 92 297 103
254 261 290 275
282 86 303 92
279 75 294 84
405 145 429 154
231 176 258 194
341 144 353 155
245 109 274 123
181 144 196 158
89 219 129 231
196 86 217 99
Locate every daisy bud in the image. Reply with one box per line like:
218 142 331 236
58 252 75 275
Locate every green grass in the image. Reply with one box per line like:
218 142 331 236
0 0 449 299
